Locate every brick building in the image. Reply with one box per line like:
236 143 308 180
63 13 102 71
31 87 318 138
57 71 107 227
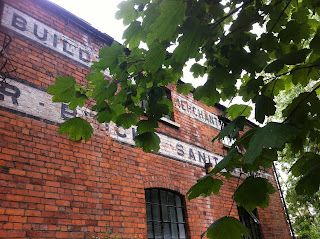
0 0 292 238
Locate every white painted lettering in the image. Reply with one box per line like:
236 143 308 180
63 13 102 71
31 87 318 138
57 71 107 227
11 13 26 31
1 4 102 69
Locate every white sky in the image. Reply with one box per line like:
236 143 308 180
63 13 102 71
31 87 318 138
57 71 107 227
49 0 206 86
50 0 125 43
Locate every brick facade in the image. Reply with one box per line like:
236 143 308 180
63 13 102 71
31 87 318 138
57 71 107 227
0 0 292 238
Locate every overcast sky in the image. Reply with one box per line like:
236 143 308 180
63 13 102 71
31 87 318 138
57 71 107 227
50 0 125 43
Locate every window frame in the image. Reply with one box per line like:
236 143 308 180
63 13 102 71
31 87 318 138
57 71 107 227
145 188 188 239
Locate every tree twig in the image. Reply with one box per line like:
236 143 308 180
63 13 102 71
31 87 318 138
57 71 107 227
283 83 320 123
269 0 292 33
209 0 254 31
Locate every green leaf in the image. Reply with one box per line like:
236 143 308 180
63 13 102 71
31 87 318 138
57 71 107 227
134 132 160 153
113 89 127 104
144 42 166 73
266 2 289 33
291 153 320 177
115 113 138 129
239 77 264 102
279 21 311 44
194 77 221 106
177 83 193 95
291 68 309 86
148 0 187 44
96 107 112 123
296 164 320 196
227 104 252 120
292 7 310 24
115 0 138 25
255 95 276 123
236 128 258 150
243 123 298 164
92 81 117 104
264 60 285 73
123 21 144 50
249 50 270 73
47 76 87 110
283 92 320 125
213 116 246 142
95 103 126 123
59 117 93 142
211 148 241 174
244 149 278 172
173 17 206 64
137 119 159 134
202 216 250 239
190 63 205 78
110 104 126 119
310 30 320 54
265 49 311 73
187 175 223 200
233 176 276 212
280 49 311 65
92 42 125 72
86 72 104 83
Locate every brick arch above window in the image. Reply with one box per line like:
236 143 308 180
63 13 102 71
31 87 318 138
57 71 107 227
144 179 186 196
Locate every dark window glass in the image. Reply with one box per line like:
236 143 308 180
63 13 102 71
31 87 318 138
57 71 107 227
140 88 174 121
145 188 187 239
163 88 174 121
237 206 263 239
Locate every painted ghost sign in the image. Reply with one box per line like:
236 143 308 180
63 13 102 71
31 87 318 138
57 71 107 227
0 78 222 168
1 4 98 66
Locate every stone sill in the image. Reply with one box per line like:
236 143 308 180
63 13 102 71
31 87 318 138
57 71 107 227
160 117 180 128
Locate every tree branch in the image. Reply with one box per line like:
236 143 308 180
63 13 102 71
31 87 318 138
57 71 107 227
275 63 320 78
209 0 254 31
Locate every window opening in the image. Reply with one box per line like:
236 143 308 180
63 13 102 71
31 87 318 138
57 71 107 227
237 206 263 239
163 88 174 121
141 88 175 122
145 188 187 239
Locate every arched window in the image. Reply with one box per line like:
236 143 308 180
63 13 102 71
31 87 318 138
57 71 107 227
145 188 187 239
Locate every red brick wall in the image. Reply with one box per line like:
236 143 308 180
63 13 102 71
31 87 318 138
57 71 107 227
0 0 291 238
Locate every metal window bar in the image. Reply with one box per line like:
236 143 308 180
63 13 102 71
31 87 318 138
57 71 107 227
237 206 263 239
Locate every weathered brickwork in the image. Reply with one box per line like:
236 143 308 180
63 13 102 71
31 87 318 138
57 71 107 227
0 0 291 238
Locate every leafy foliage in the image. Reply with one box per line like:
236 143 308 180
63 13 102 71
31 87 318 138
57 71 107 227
202 216 250 239
213 116 246 142
275 85 320 238
48 0 320 237
134 132 160 153
177 83 194 95
296 164 320 196
59 117 93 142
211 148 241 174
254 95 276 124
47 76 87 109
187 175 223 200
278 148 320 239
242 123 298 164
227 105 252 120
233 176 276 212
